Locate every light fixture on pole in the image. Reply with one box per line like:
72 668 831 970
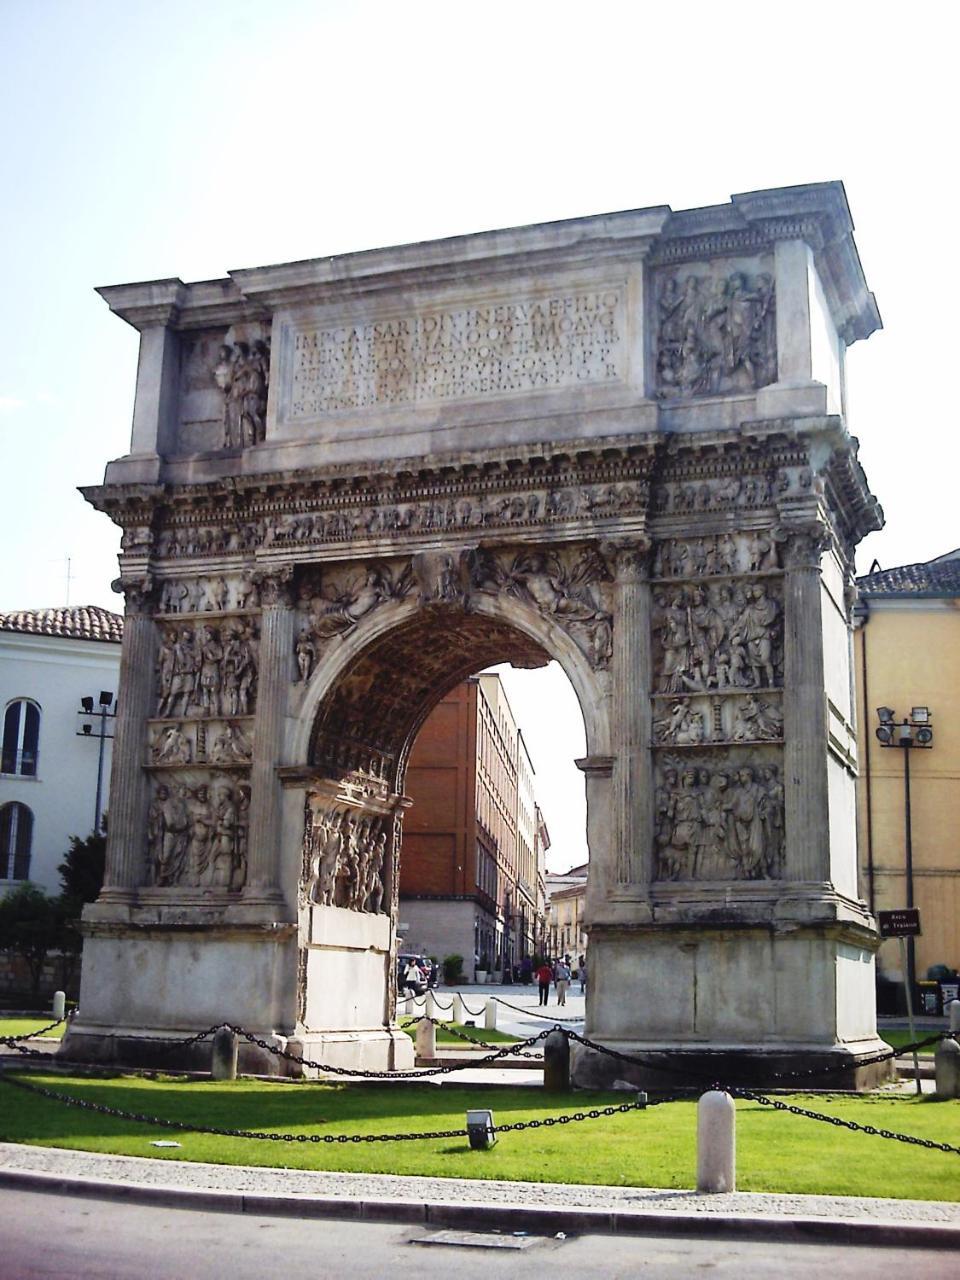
875 705 932 1006
77 691 117 833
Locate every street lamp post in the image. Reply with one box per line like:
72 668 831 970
77 691 117 833
875 706 933 1003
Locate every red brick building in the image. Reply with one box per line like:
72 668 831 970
399 673 548 980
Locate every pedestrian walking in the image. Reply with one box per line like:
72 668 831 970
555 958 571 1006
535 960 553 1006
579 953 587 993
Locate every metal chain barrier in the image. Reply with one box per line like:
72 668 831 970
407 1015 544 1058
227 1022 555 1078
0 1069 658 1144
492 996 583 1024
0 1014 68 1046
733 1086 960 1155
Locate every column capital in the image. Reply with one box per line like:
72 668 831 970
111 574 157 615
777 523 832 570
603 537 653 584
254 564 297 607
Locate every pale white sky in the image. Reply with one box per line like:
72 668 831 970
1 0 956 869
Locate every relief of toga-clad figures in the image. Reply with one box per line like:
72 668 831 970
655 268 776 398
652 582 782 693
156 621 259 718
655 756 784 882
302 800 388 914
147 777 249 891
213 339 271 449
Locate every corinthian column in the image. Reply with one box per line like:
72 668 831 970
611 540 653 889
782 525 833 883
97 578 157 902
243 568 295 903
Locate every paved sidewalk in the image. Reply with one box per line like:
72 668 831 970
1 1141 957 1250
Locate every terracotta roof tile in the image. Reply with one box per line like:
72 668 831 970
0 606 124 643
857 557 960 596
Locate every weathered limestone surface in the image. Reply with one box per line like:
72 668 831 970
65 183 889 1084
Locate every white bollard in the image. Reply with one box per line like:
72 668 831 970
415 1017 436 1061
452 993 464 1025
949 999 960 1035
697 1090 736 1193
935 1038 960 1097
52 991 66 1021
425 990 436 1021
484 998 498 1032
399 997 411 1017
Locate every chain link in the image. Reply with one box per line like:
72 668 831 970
492 997 583 1024
0 1014 68 1046
733 1087 960 1155
407 1015 544 1058
0 1068 656 1144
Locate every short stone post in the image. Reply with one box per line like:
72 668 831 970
52 991 66 1021
935 1038 960 1098
697 1091 736 1193
484 999 498 1032
415 1016 436 1061
543 1029 570 1092
398 996 411 1017
211 1027 239 1081
949 999 960 1035
425 990 436 1021
452 993 464 1024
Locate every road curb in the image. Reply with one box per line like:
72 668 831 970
2 1165 958 1251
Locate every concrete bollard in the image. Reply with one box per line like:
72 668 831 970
399 997 411 1017
211 1027 238 1080
935 1037 960 1098
415 1016 436 1061
452 993 464 1024
425 990 436 1021
52 991 66 1021
484 999 498 1032
697 1090 736 1193
543 1029 570 1092
949 999 960 1035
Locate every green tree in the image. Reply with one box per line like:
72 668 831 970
55 830 106 985
0 883 61 996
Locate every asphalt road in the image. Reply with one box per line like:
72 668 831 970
1 1189 956 1280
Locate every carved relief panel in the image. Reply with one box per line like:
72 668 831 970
654 751 784 883
654 262 776 399
146 773 250 891
301 794 389 914
652 580 783 694
155 618 260 719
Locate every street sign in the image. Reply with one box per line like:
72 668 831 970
877 908 922 938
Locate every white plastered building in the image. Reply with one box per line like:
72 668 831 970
0 608 122 896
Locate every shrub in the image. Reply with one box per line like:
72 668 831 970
442 953 464 984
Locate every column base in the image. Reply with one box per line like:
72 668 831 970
285 1028 415 1078
59 1023 292 1076
571 1040 895 1091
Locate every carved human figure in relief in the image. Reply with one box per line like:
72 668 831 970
209 721 252 763
733 694 783 742
654 700 705 745
150 783 191 886
166 628 199 718
214 338 270 448
295 627 318 683
154 723 192 765
198 625 224 717
738 585 779 687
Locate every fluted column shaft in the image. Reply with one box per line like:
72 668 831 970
782 528 831 883
245 573 295 897
612 543 653 888
99 586 157 898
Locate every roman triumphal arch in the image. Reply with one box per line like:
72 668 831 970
65 183 891 1086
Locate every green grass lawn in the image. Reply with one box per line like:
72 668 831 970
1 1072 958 1201
881 1030 944 1058
399 1017 521 1046
0 1018 65 1040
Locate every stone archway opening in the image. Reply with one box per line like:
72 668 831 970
289 603 598 1071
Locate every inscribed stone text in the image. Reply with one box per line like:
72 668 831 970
288 289 625 416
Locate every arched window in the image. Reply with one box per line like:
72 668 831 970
0 802 33 880
1 699 40 776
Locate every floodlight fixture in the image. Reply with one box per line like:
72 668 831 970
80 697 94 713
875 725 893 745
876 706 895 724
911 706 930 724
82 724 92 736
99 690 114 708
915 726 934 745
